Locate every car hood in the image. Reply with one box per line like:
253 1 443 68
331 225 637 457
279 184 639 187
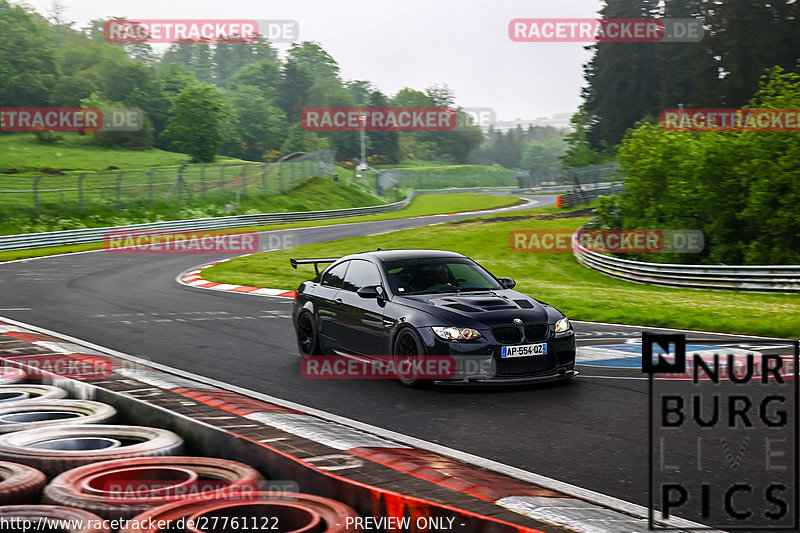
396 290 557 328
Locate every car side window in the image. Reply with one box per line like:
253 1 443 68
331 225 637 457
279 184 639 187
321 261 348 289
341 260 382 292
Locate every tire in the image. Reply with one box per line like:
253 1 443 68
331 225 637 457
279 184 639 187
392 327 434 388
44 456 265 521
0 384 68 403
0 400 117 434
295 310 322 356
0 461 46 504
0 424 184 478
0 505 110 533
120 492 358 533
0 367 25 384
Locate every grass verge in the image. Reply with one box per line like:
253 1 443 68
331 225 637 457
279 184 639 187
0 193 522 262
202 203 800 338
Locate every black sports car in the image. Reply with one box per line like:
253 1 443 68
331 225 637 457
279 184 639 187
290 249 577 386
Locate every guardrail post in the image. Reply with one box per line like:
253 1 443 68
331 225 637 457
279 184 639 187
177 165 186 203
147 169 155 204
261 164 268 193
240 164 247 197
78 173 86 211
279 163 284 194
116 172 124 210
33 175 41 219
200 165 206 200
219 165 226 196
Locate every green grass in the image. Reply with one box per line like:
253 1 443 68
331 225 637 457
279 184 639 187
0 133 207 173
202 203 800 338
376 164 517 190
0 175 387 235
0 193 521 262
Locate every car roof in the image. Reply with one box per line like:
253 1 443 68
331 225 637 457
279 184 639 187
340 249 468 263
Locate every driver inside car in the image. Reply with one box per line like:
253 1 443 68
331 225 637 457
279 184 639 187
424 264 456 292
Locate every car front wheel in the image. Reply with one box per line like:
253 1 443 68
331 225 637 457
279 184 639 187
392 328 433 388
295 311 321 356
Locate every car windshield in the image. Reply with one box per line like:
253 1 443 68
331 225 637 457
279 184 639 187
383 257 501 295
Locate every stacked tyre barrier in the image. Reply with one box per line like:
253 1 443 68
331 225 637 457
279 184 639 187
0 383 359 532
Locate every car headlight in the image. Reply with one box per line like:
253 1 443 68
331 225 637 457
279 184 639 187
555 317 571 333
432 326 482 341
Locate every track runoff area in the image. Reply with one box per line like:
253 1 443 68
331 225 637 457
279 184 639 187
0 192 797 532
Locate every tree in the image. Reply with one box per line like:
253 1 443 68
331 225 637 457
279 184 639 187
161 84 227 162
561 105 615 167
521 137 567 182
214 36 277 89
0 1 58 106
287 41 340 85
602 64 800 265
346 80 373 106
277 58 313 123
80 92 153 149
280 124 329 155
366 90 399 163
583 0 662 148
229 59 281 100
222 86 288 161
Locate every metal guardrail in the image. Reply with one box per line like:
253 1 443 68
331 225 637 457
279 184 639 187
560 183 624 207
573 228 800 292
0 187 517 252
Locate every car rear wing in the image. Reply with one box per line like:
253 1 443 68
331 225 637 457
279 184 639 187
289 257 340 275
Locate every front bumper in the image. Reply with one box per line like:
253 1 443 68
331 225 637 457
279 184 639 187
417 326 577 384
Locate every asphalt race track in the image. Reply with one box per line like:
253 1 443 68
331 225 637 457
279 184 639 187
0 194 787 510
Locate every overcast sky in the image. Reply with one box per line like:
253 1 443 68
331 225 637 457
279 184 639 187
20 0 604 121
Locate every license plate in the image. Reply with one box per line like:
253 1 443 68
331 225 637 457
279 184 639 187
501 343 547 358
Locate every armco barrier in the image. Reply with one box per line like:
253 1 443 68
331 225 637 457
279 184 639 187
573 228 800 291
0 187 518 252
559 183 623 208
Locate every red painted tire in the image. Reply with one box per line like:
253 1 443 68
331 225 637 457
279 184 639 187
0 461 47 504
0 367 25 384
0 400 117 434
0 505 110 533
120 492 359 533
0 384 68 403
44 456 265 520
0 425 184 478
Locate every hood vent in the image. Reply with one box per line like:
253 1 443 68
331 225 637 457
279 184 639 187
514 299 534 309
444 303 481 313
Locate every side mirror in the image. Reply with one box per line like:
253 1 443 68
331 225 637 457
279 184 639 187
357 285 384 299
498 278 516 289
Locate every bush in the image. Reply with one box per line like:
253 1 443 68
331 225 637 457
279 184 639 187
600 65 800 265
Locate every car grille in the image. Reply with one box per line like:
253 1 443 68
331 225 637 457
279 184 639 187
524 324 549 342
496 353 556 376
491 327 522 344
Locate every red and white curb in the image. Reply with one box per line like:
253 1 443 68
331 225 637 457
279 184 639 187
0 315 709 533
178 256 298 299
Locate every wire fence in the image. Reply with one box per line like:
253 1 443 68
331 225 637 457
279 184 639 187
0 150 337 219
376 167 518 193
375 162 623 193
